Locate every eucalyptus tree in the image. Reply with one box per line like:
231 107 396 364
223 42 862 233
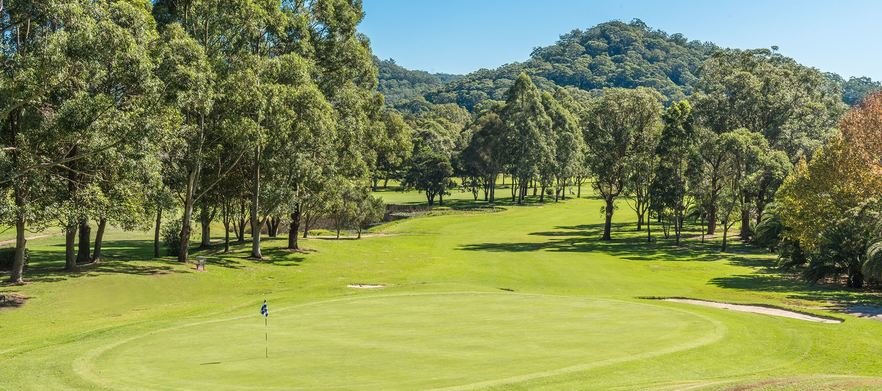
583 87 663 240
537 91 582 202
153 22 227 262
308 0 384 180
373 110 413 189
693 49 845 161
716 129 768 251
743 149 791 239
688 129 727 235
2 1 161 278
403 147 454 206
501 73 552 204
624 106 662 231
89 133 164 263
460 102 507 203
650 100 696 244
547 89 585 202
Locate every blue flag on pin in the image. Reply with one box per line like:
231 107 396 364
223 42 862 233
260 300 268 317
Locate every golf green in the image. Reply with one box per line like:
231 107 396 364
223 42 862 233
77 293 719 390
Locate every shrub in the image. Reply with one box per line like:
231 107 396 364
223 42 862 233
0 247 30 271
161 221 182 256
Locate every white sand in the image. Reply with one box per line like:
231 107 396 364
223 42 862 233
347 284 386 289
664 298 841 324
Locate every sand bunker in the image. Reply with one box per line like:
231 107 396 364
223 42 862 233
663 298 842 324
347 284 386 289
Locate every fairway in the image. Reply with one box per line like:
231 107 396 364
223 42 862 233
4 197 882 390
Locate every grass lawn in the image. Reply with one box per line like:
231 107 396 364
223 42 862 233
3 194 882 390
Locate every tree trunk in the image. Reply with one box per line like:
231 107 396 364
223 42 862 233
65 224 78 271
7 112 27 283
250 146 263 259
636 211 643 231
848 268 864 289
706 204 717 235
200 206 211 249
237 220 246 242
700 215 706 243
383 177 389 188
92 218 107 263
439 192 444 206
154 207 162 258
602 198 614 241
740 202 751 241
269 216 281 237
9 217 27 284
646 210 652 243
577 179 582 198
721 221 729 252
674 211 682 246
489 180 496 203
179 171 196 262
222 199 230 253
288 205 301 250
76 219 91 264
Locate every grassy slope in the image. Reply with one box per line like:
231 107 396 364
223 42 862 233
1 193 882 390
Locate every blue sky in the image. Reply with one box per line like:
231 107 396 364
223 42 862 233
360 0 882 80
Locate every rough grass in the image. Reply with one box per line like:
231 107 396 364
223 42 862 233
2 194 882 390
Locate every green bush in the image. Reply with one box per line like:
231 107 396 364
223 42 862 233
0 247 30 271
161 221 182 256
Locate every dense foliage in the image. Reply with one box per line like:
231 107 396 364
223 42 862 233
376 57 460 107
420 20 717 111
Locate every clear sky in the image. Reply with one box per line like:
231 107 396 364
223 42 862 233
360 0 882 80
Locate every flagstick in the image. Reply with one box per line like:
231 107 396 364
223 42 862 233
264 315 268 358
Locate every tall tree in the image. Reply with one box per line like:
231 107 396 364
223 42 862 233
650 100 696 244
541 90 584 202
584 87 663 240
501 73 552 204
693 49 845 162
2 0 160 280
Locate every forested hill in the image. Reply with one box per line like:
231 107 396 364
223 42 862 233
376 57 461 106
426 19 719 111
379 19 880 112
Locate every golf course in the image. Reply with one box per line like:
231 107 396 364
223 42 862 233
6 1 882 389
3 191 882 390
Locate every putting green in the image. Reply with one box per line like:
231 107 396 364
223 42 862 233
76 293 722 390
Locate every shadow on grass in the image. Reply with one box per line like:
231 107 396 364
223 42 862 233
195 237 304 267
458 221 882 306
708 273 882 305
459 222 764 264
9 236 309 284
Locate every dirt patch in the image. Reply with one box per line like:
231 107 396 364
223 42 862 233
0 293 27 310
660 298 842 324
347 283 386 289
0 234 53 247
